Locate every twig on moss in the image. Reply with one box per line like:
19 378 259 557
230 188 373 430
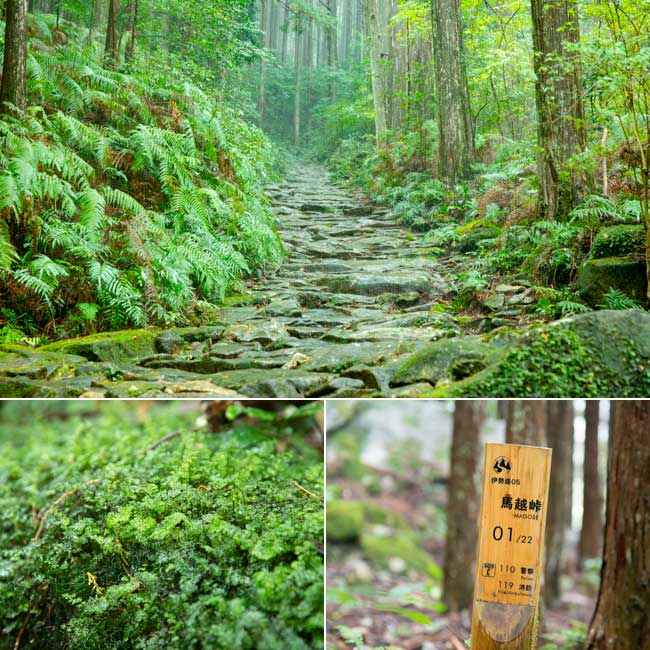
143 425 211 454
143 430 182 453
291 480 319 499
14 606 31 650
33 479 101 542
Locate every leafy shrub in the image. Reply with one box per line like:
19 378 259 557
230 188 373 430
0 403 323 650
0 20 283 336
590 224 645 258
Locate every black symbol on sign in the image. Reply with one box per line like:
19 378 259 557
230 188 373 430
493 456 511 474
482 563 496 577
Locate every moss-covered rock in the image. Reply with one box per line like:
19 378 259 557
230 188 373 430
591 225 645 259
326 501 365 542
391 336 500 387
361 533 435 575
362 502 409 529
455 222 502 253
41 330 159 363
577 256 646 306
439 310 650 397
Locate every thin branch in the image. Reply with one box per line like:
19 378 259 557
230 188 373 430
143 430 182 453
33 480 101 542
291 480 320 499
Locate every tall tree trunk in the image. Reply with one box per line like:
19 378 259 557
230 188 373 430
294 27 302 146
365 0 392 148
431 0 474 185
326 0 337 96
258 0 271 128
586 401 650 650
579 400 603 564
530 0 587 220
269 0 279 51
104 0 119 67
0 0 29 115
125 0 137 62
444 401 485 612
89 0 105 45
281 6 289 65
544 400 574 607
505 400 547 446
305 3 314 133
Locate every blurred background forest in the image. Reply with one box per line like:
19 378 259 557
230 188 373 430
326 400 613 650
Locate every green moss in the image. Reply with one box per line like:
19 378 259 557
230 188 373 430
326 501 365 542
577 256 646 306
591 225 645 259
362 502 409 529
440 311 650 397
0 403 324 650
40 330 159 363
361 533 435 575
391 337 499 387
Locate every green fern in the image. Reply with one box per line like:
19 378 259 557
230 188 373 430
557 300 593 317
598 288 644 310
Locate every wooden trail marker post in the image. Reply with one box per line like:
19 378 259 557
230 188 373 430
470 443 552 650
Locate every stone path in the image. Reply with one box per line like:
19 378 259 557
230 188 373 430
0 163 535 398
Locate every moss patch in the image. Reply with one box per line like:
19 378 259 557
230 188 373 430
590 225 645 259
361 533 435 575
326 501 365 542
40 330 159 363
577 256 646 306
391 337 500 387
437 310 650 397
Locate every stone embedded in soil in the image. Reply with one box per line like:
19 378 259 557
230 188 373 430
316 271 433 297
223 320 290 345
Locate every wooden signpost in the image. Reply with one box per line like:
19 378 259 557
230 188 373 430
471 443 552 650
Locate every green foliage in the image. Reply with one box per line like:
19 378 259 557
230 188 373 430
533 288 593 319
540 621 588 650
598 288 644 311
590 224 645 259
455 328 601 397
0 19 283 336
0 403 323 650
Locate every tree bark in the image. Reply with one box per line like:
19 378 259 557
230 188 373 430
365 0 392 148
0 0 29 115
586 401 650 650
125 0 137 62
530 0 587 220
294 26 302 146
104 0 119 67
258 0 271 128
431 0 474 185
544 400 574 607
505 400 547 446
326 0 337 96
444 401 485 612
579 400 603 564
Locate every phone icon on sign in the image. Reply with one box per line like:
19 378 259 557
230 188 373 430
482 563 496 577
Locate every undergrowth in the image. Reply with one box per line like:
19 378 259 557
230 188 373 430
0 14 283 338
329 130 648 314
0 402 323 650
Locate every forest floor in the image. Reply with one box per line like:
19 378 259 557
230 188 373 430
327 470 597 650
0 163 556 398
